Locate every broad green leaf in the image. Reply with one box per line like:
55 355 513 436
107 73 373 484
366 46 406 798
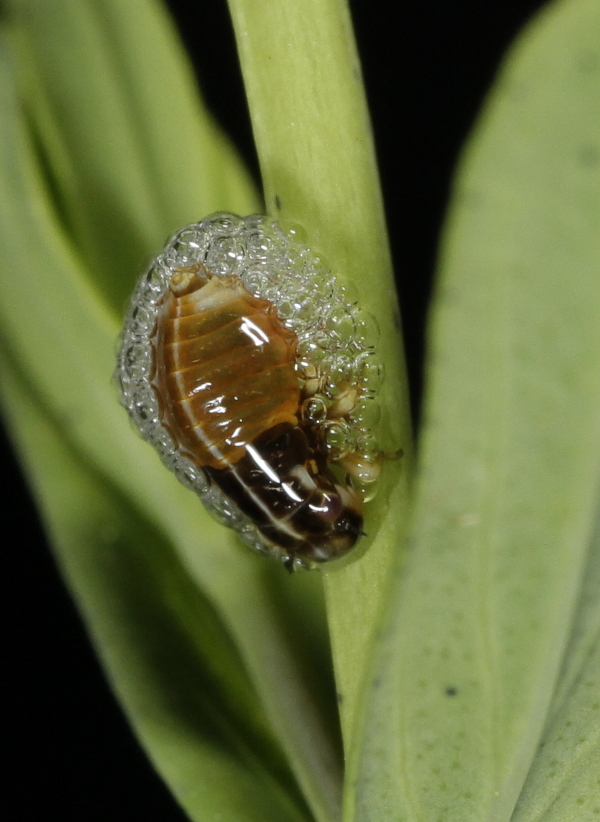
347 0 600 819
0 353 310 822
511 520 600 821
0 4 344 821
227 0 412 753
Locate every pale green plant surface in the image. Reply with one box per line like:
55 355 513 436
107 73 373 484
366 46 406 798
1 0 599 821
511 526 600 821
0 353 312 822
0 1 358 821
227 0 411 756
347 0 600 820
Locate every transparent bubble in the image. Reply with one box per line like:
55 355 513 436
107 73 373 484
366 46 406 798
246 231 271 260
283 243 307 272
133 384 159 423
116 369 132 401
205 236 245 276
357 476 380 504
356 351 385 393
171 457 209 493
325 306 357 344
202 485 246 529
239 525 271 556
301 396 328 423
152 425 175 456
350 399 381 429
293 297 321 327
240 261 275 296
311 329 335 351
133 281 159 309
323 420 354 458
144 265 167 294
124 342 152 382
337 280 360 306
129 303 155 336
279 220 308 245
328 351 359 386
302 346 330 375
296 336 319 360
310 252 330 278
268 218 289 241
355 432 380 458
164 227 208 267
354 310 380 347
276 298 300 321
304 267 335 301
206 212 242 234
242 214 267 232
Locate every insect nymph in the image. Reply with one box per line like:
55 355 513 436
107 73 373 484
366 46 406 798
117 214 384 570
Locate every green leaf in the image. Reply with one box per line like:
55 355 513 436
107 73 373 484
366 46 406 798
227 0 412 753
0 3 345 820
0 353 310 822
346 0 600 819
511 525 600 821
5 0 259 311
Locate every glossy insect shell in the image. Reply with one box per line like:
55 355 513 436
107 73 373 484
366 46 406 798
152 262 364 565
154 265 299 469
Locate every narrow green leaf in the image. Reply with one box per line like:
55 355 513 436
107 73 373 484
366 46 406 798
227 0 412 754
348 0 600 819
5 0 259 311
0 354 311 822
0 6 344 820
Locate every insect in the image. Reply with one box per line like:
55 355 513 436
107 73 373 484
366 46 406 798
117 213 385 570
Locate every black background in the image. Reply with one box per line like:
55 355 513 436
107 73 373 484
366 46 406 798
4 1 547 819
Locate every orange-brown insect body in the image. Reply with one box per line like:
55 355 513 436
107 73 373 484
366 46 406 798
154 267 299 470
152 264 364 564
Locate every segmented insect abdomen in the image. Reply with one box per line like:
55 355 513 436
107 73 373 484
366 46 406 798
153 274 300 470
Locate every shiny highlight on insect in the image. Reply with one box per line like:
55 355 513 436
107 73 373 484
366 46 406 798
116 213 385 570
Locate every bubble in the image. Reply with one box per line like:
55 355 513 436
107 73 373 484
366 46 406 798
301 396 328 423
238 523 271 556
355 432 380 459
325 307 357 344
171 457 209 493
337 280 360 306
246 231 271 260
279 220 308 245
240 213 265 231
326 352 358 390
240 261 275 296
322 420 354 458
163 227 208 267
356 351 385 393
116 369 132 400
129 303 155 336
283 242 307 271
205 236 245 276
206 212 242 233
152 425 175 456
202 485 246 529
358 476 380 504
350 399 381 429
144 265 167 294
354 310 380 347
123 342 152 382
133 384 159 423
276 297 301 321
303 345 331 374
